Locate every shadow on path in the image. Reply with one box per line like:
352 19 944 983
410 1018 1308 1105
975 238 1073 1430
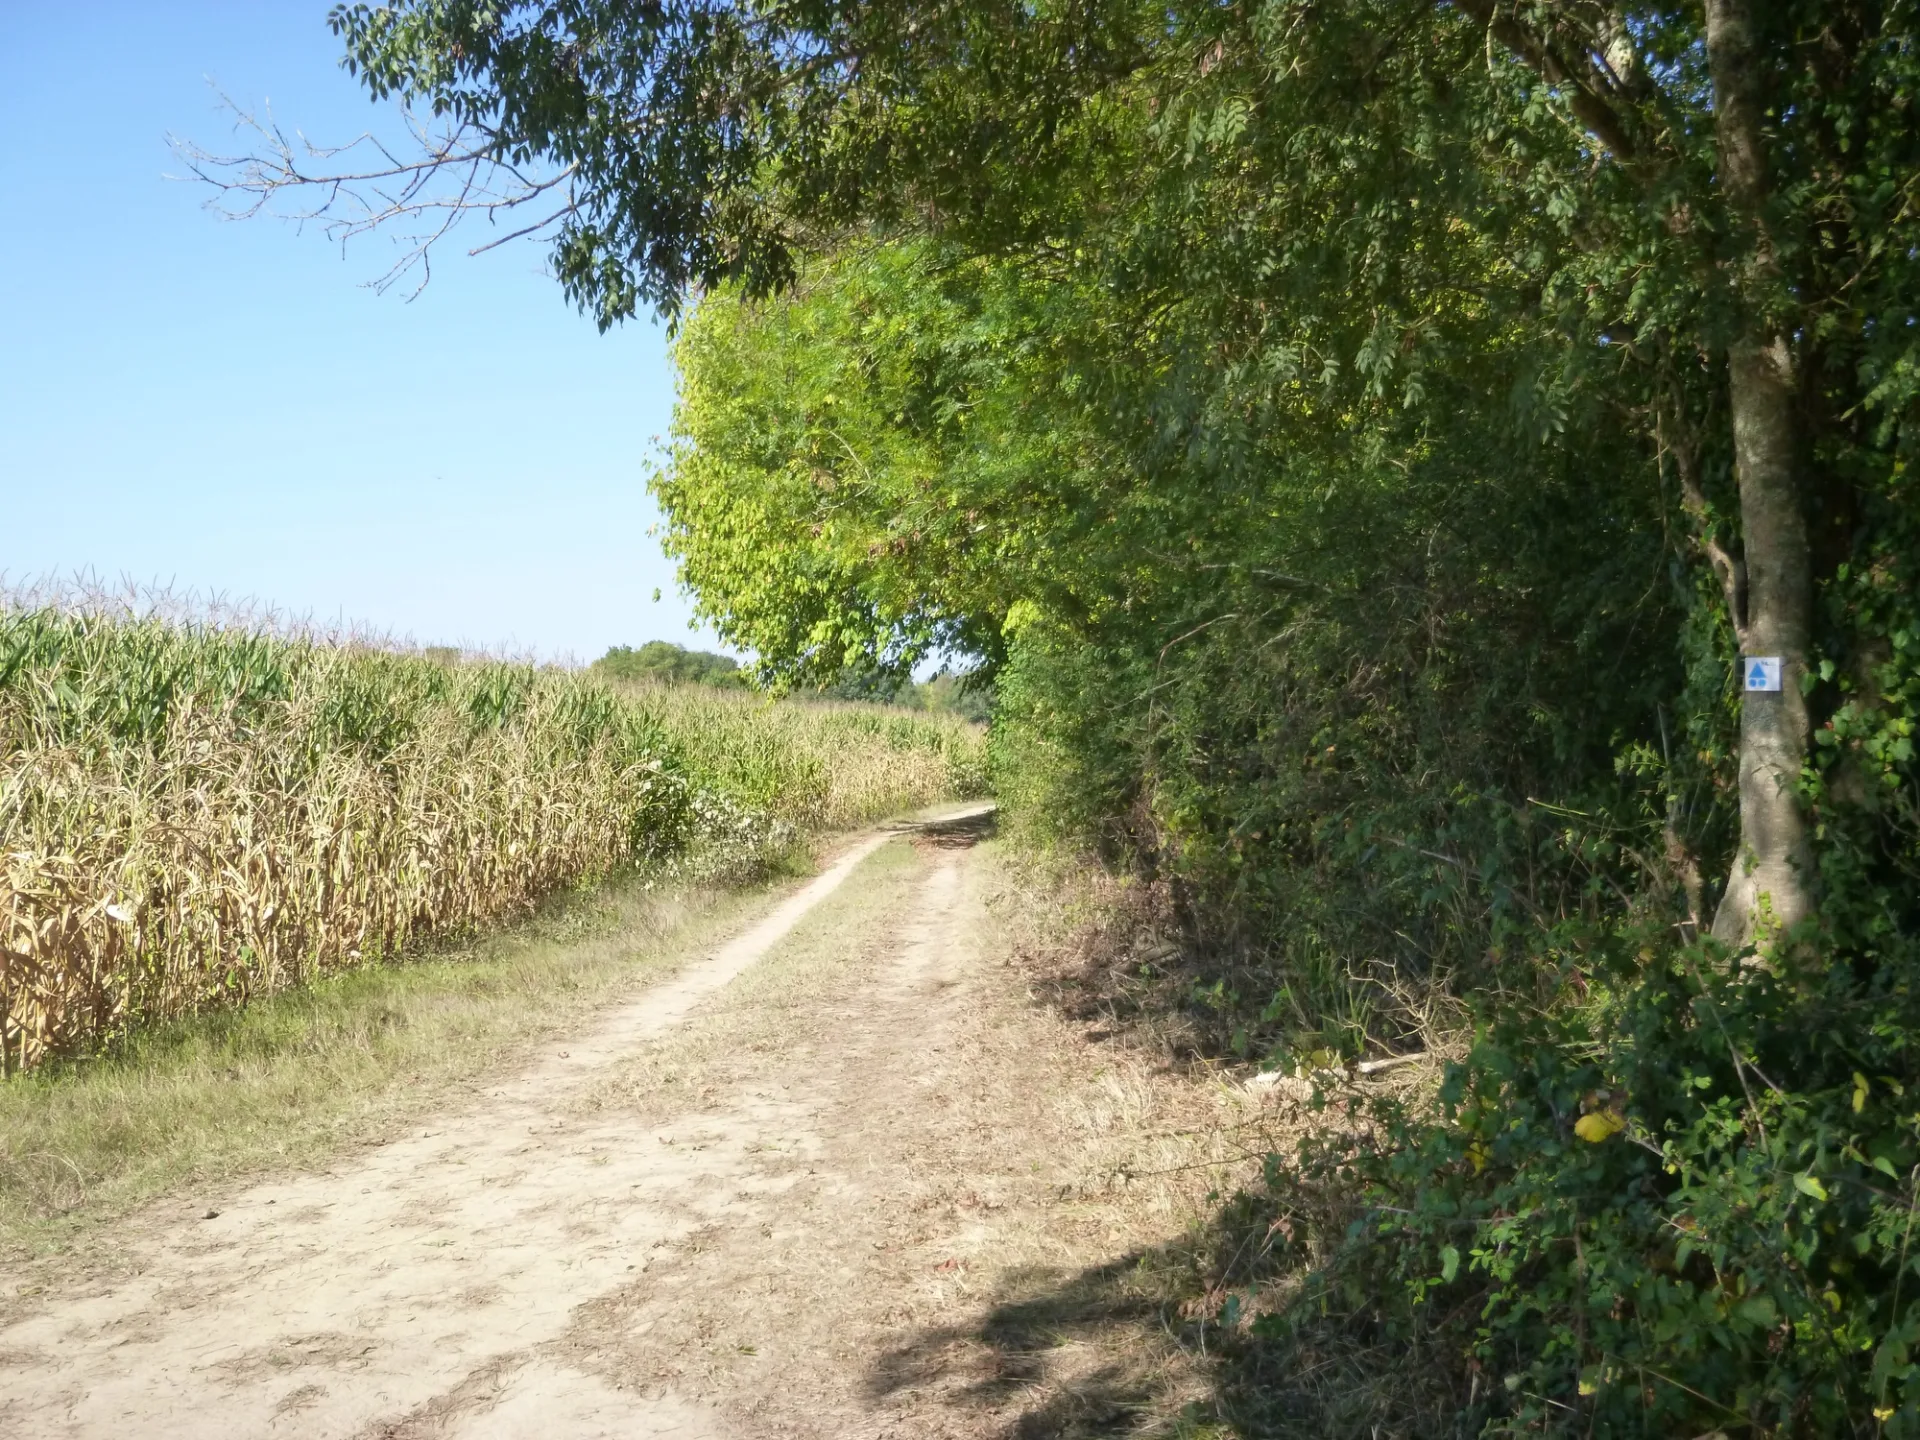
861 1203 1469 1439
900 808 1000 851
867 1250 1199 1439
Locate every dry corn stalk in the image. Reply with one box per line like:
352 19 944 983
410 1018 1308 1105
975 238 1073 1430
0 601 985 1073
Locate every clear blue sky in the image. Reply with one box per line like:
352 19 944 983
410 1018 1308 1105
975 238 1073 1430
0 3 713 662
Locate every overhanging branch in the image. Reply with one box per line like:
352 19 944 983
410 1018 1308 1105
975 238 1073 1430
1449 0 1643 163
170 91 580 298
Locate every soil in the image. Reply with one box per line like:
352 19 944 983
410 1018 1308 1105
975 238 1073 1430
1 809 1264 1438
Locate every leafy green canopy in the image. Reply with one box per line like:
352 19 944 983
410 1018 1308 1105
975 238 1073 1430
655 245 1117 684
328 0 1144 325
328 0 1920 423
591 639 744 687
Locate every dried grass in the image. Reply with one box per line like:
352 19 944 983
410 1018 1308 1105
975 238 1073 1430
986 846 1477 1437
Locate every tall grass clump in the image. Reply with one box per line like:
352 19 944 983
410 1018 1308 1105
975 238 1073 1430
0 596 984 1074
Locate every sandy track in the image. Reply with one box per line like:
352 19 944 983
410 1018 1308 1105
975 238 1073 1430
2 807 1229 1438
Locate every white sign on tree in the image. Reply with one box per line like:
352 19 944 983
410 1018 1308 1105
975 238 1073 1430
1744 656 1783 693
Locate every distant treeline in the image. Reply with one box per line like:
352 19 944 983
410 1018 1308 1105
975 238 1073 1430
591 641 989 722
592 640 745 689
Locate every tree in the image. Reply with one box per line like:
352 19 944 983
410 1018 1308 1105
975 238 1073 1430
590 640 743 687
204 0 1920 945
654 242 1115 685
1445 0 1820 939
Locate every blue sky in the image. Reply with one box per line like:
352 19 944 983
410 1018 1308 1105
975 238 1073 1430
0 4 712 662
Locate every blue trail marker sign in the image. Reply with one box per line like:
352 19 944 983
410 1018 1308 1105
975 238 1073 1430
1744 656 1783 693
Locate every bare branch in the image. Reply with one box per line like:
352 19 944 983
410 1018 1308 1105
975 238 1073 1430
1658 394 1749 648
169 90 580 299
1450 0 1644 163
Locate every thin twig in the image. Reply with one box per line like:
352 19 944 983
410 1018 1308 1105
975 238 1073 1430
169 91 579 300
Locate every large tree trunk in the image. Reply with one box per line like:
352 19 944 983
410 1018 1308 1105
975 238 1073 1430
1703 0 1816 945
1712 334 1815 943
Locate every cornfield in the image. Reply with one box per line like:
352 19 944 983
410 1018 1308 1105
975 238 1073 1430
0 599 985 1074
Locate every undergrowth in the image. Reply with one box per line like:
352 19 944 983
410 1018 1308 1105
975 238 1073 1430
993 513 1920 1434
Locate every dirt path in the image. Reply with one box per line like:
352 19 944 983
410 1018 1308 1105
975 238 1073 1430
2 811 1242 1438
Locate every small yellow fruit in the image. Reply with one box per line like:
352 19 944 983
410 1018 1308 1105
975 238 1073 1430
1575 1111 1625 1143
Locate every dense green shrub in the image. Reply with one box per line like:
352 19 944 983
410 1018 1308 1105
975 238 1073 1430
1124 510 1920 1436
591 640 745 688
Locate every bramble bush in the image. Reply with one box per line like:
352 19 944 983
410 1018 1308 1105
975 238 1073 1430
981 454 1920 1435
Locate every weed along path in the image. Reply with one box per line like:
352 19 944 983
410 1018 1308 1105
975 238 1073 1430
1 808 1245 1438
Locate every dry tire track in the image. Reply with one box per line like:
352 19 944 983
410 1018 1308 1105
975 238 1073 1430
0 809 989 1440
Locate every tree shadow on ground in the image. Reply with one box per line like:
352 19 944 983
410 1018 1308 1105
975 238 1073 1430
864 1197 1473 1438
903 808 1000 851
867 1249 1203 1439
866 812 1466 1436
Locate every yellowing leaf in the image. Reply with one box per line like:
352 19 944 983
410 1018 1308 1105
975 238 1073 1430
1574 1111 1624 1143
1854 1072 1870 1113
1794 1173 1829 1202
